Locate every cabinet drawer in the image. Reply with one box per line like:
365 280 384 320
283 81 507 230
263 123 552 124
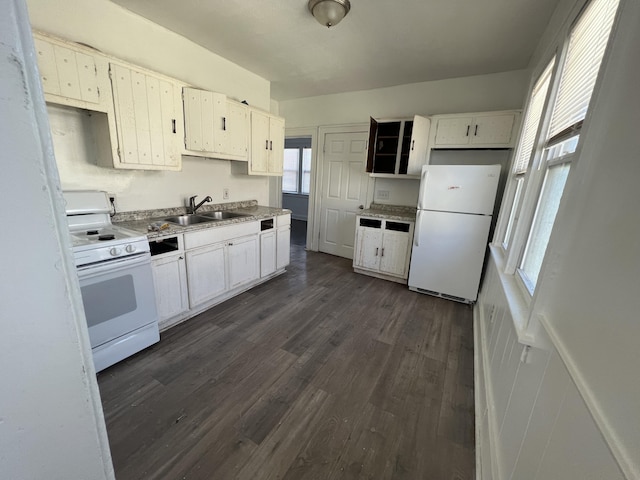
184 221 259 250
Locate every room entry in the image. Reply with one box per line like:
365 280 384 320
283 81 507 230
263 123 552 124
283 137 312 246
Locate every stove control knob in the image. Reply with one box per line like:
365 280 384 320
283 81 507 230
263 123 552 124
125 244 136 253
110 247 121 256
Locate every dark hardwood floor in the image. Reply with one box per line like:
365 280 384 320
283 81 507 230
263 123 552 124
98 242 475 479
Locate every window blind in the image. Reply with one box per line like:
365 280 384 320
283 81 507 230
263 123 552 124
513 60 555 174
548 0 619 139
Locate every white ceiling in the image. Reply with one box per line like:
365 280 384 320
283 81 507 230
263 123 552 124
109 0 560 101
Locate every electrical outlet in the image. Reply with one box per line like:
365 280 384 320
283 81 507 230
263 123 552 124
376 190 390 200
107 193 117 212
223 188 229 200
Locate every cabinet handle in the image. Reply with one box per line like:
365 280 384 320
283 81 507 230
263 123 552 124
265 140 269 150
375 247 379 256
223 117 226 131
172 119 176 134
411 140 415 151
474 124 478 136
466 125 470 137
381 248 385 257
270 140 273 151
179 256 184 260
228 242 234 246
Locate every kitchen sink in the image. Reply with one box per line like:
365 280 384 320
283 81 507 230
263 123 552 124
164 215 214 226
200 211 249 220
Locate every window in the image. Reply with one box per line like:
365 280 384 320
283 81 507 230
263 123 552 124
499 0 619 295
283 138 312 195
501 59 555 250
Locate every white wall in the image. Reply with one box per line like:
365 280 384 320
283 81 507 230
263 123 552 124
26 0 274 212
279 70 528 129
476 0 640 477
48 105 270 211
281 70 528 208
282 194 309 221
1 1 113 478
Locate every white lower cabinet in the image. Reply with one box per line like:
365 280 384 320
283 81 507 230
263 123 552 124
260 230 277 277
227 235 259 289
353 216 414 283
151 252 189 326
151 217 288 330
186 242 227 307
276 214 291 270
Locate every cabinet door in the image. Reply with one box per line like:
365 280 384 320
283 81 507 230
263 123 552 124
111 63 179 170
211 92 227 154
470 114 516 146
186 242 227 307
151 253 189 324
184 87 211 152
406 115 431 175
224 100 249 159
276 225 291 269
354 228 382 270
380 231 411 277
433 117 473 146
34 38 100 104
260 231 277 277
250 110 270 173
228 235 259 290
268 116 285 174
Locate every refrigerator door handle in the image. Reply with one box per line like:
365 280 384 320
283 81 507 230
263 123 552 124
417 169 428 210
414 210 422 246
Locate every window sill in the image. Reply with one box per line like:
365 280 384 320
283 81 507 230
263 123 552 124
489 244 537 346
282 192 309 198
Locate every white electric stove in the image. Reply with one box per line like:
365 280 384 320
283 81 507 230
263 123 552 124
64 190 159 372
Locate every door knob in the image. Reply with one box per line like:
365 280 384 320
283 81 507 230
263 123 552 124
358 205 364 210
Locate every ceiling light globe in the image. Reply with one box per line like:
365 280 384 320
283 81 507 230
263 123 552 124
308 0 351 28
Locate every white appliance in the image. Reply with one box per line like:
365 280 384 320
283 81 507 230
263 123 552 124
408 164 501 303
64 190 159 372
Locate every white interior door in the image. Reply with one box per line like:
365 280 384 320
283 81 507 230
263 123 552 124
318 131 369 259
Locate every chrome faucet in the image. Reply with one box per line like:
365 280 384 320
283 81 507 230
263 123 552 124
188 195 212 214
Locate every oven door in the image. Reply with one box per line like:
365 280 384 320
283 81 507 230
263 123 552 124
77 252 158 349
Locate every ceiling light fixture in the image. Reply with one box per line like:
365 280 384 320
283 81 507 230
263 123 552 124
308 0 351 28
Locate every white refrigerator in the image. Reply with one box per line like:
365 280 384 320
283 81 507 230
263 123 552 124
408 164 501 303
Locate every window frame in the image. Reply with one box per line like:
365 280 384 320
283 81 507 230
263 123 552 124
497 58 557 256
283 137 312 196
495 0 620 306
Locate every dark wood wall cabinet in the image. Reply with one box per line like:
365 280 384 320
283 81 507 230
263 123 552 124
366 115 431 177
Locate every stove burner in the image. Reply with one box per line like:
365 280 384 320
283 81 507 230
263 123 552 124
98 234 116 241
87 230 99 235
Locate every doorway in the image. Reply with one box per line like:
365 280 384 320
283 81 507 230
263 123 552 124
283 137 312 247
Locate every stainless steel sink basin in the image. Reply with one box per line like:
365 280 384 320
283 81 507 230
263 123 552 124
200 211 249 220
164 215 213 226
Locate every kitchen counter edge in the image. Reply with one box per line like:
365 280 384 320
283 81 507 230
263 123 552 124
115 206 292 239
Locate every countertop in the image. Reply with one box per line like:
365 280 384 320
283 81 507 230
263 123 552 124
114 204 291 239
359 204 416 222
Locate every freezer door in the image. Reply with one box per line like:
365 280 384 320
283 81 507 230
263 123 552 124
417 164 501 215
408 210 492 302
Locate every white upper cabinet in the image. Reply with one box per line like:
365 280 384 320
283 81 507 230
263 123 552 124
33 34 110 112
246 110 285 176
366 115 431 177
431 111 519 148
183 87 249 161
109 63 181 170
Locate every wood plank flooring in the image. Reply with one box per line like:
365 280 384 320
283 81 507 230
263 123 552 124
98 243 475 479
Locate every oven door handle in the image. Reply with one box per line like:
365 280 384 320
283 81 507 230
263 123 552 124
77 252 151 279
